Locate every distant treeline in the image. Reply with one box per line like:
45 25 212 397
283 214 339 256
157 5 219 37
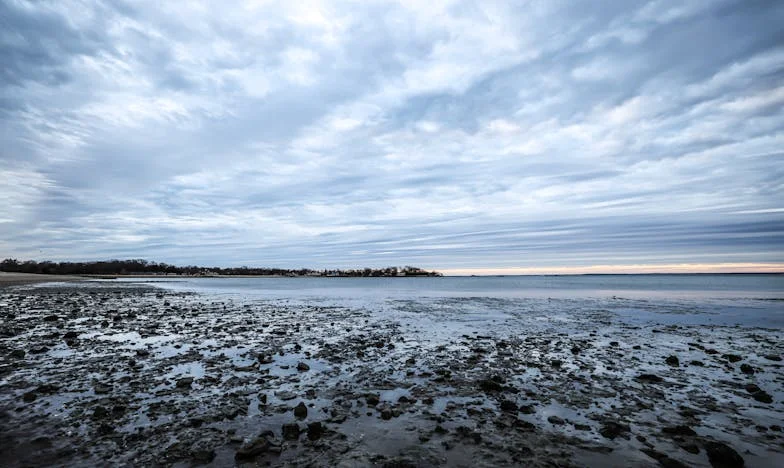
0 259 442 277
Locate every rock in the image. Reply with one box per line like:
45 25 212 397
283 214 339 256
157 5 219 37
43 315 59 322
235 436 270 460
704 441 744 468
22 391 37 403
751 390 773 403
294 402 308 419
689 360 705 366
366 394 380 406
609 341 619 347
599 422 630 440
500 400 518 412
282 423 300 440
662 425 696 436
547 416 565 425
551 359 562 368
519 404 536 414
478 378 503 392
94 384 111 394
574 423 591 431
763 354 781 361
744 383 761 393
307 421 323 440
189 441 216 464
723 354 742 363
63 331 79 340
176 377 194 389
571 346 580 355
381 409 392 420
641 448 690 468
92 406 109 419
276 391 296 401
739 364 754 375
636 374 663 383
665 355 680 367
10 349 25 359
296 362 310 371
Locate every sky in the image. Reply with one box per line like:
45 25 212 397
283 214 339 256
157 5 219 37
1 0 783 274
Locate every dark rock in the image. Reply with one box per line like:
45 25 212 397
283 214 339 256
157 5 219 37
609 341 619 347
92 406 109 419
704 441 744 468
500 400 518 412
574 423 591 431
307 421 323 440
22 391 37 403
550 359 562 368
599 421 630 440
282 423 300 440
519 404 536 414
136 349 150 357
770 425 781 432
689 360 705 366
739 364 754 375
680 443 700 454
723 354 742 363
570 346 580 355
744 383 761 394
641 448 691 468
63 331 79 340
478 378 503 392
381 409 392 420
665 355 680 367
9 350 25 359
763 354 781 361
97 423 114 435
189 441 216 464
547 415 565 425
94 384 111 394
296 362 310 371
751 390 773 403
366 394 380 406
662 425 696 437
636 374 663 383
176 377 194 389
43 315 59 322
294 402 308 419
235 436 270 460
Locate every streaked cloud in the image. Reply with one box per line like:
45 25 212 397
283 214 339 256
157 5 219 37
1 0 782 271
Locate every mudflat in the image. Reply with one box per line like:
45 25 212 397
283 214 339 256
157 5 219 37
0 272 83 288
0 281 782 467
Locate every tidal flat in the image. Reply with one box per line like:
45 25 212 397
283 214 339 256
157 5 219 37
0 280 782 467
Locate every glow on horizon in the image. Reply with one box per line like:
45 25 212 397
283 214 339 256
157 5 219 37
440 263 784 276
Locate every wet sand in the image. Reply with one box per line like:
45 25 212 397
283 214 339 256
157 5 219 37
0 282 782 467
0 272 83 288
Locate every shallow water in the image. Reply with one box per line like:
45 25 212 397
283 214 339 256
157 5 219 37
110 274 784 328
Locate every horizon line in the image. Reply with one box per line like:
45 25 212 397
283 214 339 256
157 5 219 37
439 263 784 276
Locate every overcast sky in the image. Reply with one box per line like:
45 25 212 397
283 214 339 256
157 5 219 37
1 0 783 272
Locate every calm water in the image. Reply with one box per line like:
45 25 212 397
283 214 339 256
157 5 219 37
108 274 784 328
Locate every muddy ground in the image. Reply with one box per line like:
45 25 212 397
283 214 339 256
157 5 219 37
0 282 782 467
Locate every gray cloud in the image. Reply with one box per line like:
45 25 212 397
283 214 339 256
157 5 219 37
1 0 783 270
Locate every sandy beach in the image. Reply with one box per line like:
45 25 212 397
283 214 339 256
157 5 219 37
0 279 782 467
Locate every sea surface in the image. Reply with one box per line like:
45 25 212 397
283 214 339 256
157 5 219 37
106 274 784 329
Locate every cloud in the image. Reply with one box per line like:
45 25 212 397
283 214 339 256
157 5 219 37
1 0 783 270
